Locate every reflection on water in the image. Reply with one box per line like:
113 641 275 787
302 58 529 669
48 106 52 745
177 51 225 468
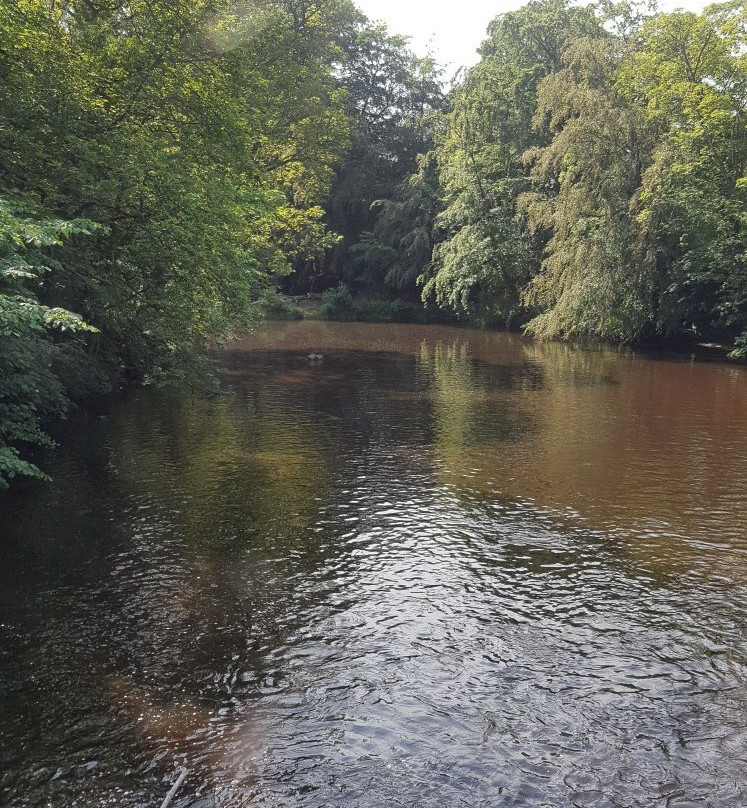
1 321 746 807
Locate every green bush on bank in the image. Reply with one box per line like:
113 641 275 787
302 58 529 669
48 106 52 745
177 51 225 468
319 284 356 321
257 288 303 321
319 283 438 324
730 333 747 360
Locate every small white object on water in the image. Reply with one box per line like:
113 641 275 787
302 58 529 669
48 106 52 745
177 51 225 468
307 353 324 361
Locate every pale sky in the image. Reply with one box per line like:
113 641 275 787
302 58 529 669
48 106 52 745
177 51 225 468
354 0 711 73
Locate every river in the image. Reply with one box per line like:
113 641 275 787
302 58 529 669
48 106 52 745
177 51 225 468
1 321 746 807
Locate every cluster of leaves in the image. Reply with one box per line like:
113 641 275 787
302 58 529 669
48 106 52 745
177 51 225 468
519 0 747 349
423 0 600 327
372 0 745 352
0 198 100 488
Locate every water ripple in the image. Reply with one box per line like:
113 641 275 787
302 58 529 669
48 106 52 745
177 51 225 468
1 322 746 807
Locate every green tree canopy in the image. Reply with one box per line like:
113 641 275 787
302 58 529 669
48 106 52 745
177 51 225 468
421 0 603 325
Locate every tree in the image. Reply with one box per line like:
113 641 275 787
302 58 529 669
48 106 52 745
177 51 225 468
308 20 444 294
421 0 603 326
366 148 442 292
0 0 361 486
621 1 747 348
520 34 656 340
0 0 357 382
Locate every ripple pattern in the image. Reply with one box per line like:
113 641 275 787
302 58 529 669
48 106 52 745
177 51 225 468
1 322 746 808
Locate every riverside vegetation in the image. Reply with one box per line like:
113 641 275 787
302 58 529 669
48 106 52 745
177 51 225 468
1 0 745 488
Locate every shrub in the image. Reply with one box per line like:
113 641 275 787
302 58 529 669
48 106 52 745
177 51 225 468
320 283 356 321
353 296 395 322
257 288 303 321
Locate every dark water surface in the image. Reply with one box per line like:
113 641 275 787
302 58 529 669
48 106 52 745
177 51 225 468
2 321 746 808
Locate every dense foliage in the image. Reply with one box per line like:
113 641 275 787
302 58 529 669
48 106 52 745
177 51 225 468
0 0 359 483
1 0 744 487
0 0 359 376
423 0 601 326
0 199 100 487
414 0 746 350
292 20 444 296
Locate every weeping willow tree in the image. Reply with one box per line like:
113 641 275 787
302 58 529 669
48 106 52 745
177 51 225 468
421 0 603 326
520 2 746 346
519 35 656 341
365 150 442 292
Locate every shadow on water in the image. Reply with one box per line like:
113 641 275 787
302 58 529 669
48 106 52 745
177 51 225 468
1 321 746 807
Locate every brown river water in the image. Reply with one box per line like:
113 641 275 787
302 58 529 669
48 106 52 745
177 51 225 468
1 320 746 807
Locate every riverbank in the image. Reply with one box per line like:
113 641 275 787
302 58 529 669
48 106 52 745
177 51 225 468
269 290 447 326
269 293 746 365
